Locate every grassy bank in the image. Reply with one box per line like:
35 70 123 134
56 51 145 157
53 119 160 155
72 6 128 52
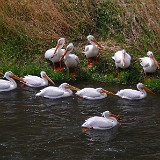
0 0 160 91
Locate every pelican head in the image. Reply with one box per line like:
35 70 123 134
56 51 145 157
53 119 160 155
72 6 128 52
40 71 55 85
102 111 122 120
60 83 80 91
147 51 160 69
87 35 103 49
137 83 155 95
59 43 74 61
52 37 65 57
5 71 26 83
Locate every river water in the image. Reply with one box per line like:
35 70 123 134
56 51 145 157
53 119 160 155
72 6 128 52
0 81 160 160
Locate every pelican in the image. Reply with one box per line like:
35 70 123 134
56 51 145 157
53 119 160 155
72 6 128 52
0 71 26 92
139 51 160 77
44 38 65 71
35 83 80 99
84 35 103 67
75 87 115 100
23 71 55 87
116 83 155 100
81 111 121 130
60 43 79 77
112 49 131 69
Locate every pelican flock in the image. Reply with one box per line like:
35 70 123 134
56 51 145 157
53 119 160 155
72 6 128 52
1 36 159 133
23 71 55 87
81 111 121 130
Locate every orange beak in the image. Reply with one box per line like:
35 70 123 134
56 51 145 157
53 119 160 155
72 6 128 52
101 89 116 96
66 84 80 91
110 113 122 120
92 38 103 50
10 74 26 84
51 42 62 58
143 86 155 95
59 48 68 62
43 74 55 85
151 56 160 69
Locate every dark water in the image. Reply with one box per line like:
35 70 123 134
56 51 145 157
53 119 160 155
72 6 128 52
0 81 160 160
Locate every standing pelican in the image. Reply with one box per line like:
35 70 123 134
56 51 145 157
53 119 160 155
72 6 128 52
84 35 103 67
35 83 80 99
44 38 65 71
112 49 131 69
0 71 26 92
81 111 121 130
139 51 160 77
116 83 155 100
23 71 55 87
75 87 115 100
60 43 79 77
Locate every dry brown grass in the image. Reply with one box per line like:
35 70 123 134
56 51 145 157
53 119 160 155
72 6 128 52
0 0 160 51
118 0 160 49
0 0 96 43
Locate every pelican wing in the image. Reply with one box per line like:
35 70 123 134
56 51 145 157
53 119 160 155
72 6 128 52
36 86 64 98
139 57 150 67
84 117 114 130
44 48 55 59
0 80 11 89
76 88 101 98
112 51 122 63
24 76 42 86
116 89 141 99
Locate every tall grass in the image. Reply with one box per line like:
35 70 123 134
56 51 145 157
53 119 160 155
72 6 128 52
0 0 160 89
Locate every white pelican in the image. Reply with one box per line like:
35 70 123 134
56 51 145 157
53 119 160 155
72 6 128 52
81 111 121 130
0 71 26 92
35 83 80 99
60 43 79 77
116 83 155 100
84 35 103 67
23 71 55 87
44 38 65 71
75 87 115 100
112 49 131 69
139 51 160 77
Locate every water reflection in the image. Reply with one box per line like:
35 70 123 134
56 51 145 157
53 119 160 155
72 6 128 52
83 125 119 142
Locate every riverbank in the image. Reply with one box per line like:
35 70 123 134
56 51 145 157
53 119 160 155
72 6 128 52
0 0 160 91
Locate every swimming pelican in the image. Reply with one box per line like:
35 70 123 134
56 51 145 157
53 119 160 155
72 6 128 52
75 87 115 100
23 71 55 87
0 71 26 92
112 49 131 69
81 111 121 130
116 83 155 100
44 38 65 71
35 83 80 99
139 51 160 77
84 35 103 67
60 43 79 77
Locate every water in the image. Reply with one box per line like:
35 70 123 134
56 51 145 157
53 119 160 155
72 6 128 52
0 81 160 160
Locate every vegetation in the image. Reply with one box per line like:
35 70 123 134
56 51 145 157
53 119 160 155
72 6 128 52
0 0 160 91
